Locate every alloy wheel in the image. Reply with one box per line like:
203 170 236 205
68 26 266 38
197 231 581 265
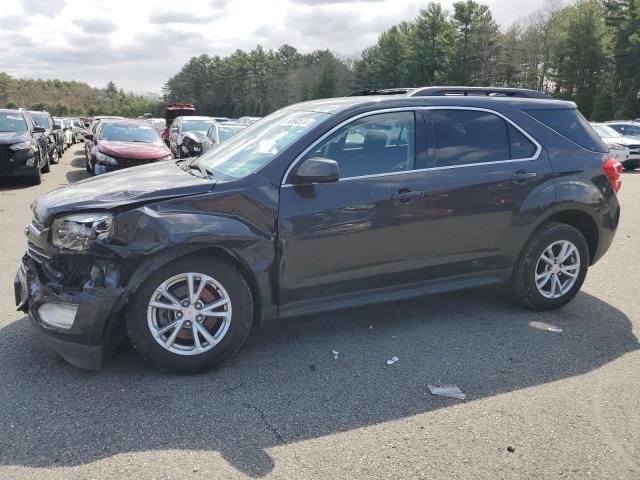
147 272 232 355
534 240 580 299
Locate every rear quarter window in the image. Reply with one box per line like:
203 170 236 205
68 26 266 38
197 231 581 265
526 108 608 153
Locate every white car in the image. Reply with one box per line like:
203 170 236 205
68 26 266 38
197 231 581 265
591 122 640 170
54 117 73 148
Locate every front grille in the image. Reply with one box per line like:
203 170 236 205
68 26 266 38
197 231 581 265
115 157 158 169
0 146 11 166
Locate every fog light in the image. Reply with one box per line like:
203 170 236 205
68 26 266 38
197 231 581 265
25 157 35 167
38 303 78 329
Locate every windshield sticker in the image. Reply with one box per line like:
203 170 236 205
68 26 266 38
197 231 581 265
282 117 315 127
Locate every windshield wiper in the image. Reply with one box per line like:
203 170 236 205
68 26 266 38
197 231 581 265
181 157 212 179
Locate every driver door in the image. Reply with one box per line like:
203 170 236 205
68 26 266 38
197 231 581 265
278 109 430 313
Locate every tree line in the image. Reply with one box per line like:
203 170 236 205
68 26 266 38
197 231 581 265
0 74 162 117
1 0 639 120
163 0 639 121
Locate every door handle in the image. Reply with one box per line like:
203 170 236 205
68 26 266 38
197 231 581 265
391 190 423 203
511 170 537 182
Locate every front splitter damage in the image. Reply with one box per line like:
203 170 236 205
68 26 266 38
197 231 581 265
16 256 126 370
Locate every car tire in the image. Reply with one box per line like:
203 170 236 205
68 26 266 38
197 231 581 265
511 222 589 310
126 256 253 374
50 148 59 165
42 152 51 173
31 150 43 185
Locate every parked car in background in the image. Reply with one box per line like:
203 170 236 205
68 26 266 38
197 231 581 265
162 103 195 145
606 121 640 140
54 117 73 149
84 120 173 175
70 118 85 143
179 122 248 158
0 109 50 184
84 116 124 162
28 110 61 164
168 116 216 158
207 122 247 145
212 116 229 123
591 122 640 170
237 116 261 125
16 89 622 372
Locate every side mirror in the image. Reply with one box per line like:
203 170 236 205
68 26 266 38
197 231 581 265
291 157 340 185
84 133 94 141
32 126 46 133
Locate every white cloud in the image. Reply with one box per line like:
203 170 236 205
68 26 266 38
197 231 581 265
0 0 547 93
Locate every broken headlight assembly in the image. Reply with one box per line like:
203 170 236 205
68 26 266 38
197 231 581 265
51 213 113 252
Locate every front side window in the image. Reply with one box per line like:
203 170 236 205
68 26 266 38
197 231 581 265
430 110 535 168
300 111 416 179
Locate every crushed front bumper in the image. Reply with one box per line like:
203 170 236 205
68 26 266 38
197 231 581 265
15 256 126 370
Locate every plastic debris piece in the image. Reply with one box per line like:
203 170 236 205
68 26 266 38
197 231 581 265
547 326 563 333
428 384 466 400
332 350 339 360
386 356 399 365
368 325 373 330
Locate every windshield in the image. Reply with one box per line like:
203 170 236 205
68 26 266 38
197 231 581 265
98 123 163 143
183 119 216 133
0 112 28 133
218 125 246 142
592 124 621 138
196 108 330 179
30 113 51 128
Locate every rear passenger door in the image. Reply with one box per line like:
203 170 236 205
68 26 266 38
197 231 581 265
421 108 552 278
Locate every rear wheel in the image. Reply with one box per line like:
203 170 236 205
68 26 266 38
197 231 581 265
511 222 589 310
127 257 253 373
49 148 58 166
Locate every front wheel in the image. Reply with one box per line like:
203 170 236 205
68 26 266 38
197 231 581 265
511 222 589 310
127 257 253 374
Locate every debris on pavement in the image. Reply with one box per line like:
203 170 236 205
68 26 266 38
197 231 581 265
507 446 515 453
386 356 399 365
332 350 339 360
309 364 317 372
368 324 373 330
428 384 466 400
547 326 563 333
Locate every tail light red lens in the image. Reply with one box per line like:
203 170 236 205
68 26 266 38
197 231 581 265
603 157 623 192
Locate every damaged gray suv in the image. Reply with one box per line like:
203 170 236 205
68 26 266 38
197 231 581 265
15 90 622 373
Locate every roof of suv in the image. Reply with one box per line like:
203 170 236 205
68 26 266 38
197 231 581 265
288 95 576 115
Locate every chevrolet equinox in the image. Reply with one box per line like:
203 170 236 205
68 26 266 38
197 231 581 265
15 91 622 373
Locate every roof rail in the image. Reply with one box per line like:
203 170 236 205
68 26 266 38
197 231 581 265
347 88 416 97
408 86 551 99
346 86 551 99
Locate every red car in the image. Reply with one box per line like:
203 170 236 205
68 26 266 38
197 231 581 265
84 120 173 175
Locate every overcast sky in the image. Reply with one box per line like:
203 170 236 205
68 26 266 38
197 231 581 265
0 0 546 93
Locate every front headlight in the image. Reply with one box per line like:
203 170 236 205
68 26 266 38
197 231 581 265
95 151 117 166
51 213 113 251
609 143 628 151
10 141 33 151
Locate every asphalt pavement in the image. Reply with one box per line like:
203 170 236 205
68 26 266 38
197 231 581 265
0 145 638 479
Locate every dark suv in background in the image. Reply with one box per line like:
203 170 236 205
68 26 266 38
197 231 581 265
28 110 61 165
16 88 621 373
0 109 50 184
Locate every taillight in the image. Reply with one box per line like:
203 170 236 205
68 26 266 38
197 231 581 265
603 157 623 192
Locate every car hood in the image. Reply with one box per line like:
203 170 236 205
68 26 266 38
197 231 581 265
98 140 171 160
33 161 215 224
0 131 29 145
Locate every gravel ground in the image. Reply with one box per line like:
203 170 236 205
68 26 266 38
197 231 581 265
0 146 638 479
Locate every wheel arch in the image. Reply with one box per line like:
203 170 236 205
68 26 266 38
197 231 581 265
539 209 599 265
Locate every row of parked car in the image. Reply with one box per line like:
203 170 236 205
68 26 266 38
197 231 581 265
590 121 640 171
0 105 261 183
81 110 258 176
0 109 86 184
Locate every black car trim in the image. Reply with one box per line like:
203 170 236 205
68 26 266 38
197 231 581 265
282 106 542 186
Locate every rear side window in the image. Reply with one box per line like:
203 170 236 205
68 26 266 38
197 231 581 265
526 108 608 153
431 110 537 168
